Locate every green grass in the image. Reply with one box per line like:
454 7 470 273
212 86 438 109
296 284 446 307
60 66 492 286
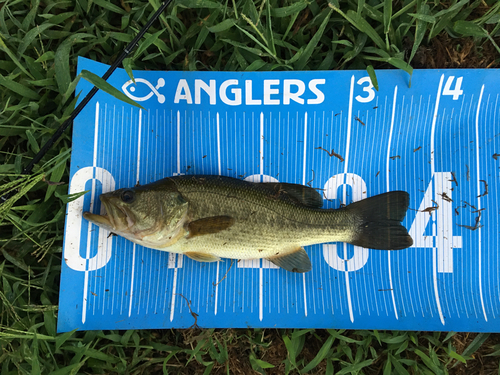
1 0 499 373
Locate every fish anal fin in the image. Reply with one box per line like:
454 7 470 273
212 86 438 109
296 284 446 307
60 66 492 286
266 247 311 273
187 216 234 239
185 252 221 262
263 183 323 208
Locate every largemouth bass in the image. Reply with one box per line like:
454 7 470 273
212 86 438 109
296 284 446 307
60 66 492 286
83 175 413 273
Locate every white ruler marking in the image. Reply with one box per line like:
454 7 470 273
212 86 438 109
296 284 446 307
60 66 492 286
431 75 445 325
128 109 142 317
407 96 416 317
215 112 221 315
397 96 407 317
475 85 487 322
372 97 381 317
259 113 265 320
177 110 181 175
386 86 399 320
111 105 120 314
217 112 221 175
302 111 308 317
342 76 355 322
430 75 444 176
82 101 100 324
170 266 178 322
259 267 263 321
260 112 264 176
465 95 480 318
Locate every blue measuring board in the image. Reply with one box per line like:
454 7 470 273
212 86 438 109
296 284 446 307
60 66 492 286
57 57 500 332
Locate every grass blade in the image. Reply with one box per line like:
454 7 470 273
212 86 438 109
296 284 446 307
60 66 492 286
300 335 334 373
409 2 431 64
294 9 333 69
18 24 55 56
0 75 40 100
366 65 379 91
414 349 444 375
0 35 35 79
461 333 490 359
176 0 221 9
453 20 487 37
80 70 144 109
271 1 308 18
346 9 386 51
383 0 392 35
207 19 237 33
54 34 95 93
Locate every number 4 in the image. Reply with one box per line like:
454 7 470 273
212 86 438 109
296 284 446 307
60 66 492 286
409 172 462 273
442 76 463 100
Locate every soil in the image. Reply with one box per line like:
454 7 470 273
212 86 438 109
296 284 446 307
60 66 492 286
410 33 500 69
174 330 500 374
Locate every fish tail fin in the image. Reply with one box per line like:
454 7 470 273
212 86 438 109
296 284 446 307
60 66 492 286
347 191 413 250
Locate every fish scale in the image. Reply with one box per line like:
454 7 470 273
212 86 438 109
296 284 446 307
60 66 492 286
167 176 356 259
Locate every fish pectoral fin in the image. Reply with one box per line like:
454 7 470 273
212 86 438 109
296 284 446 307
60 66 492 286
187 216 235 239
185 252 221 262
266 247 312 273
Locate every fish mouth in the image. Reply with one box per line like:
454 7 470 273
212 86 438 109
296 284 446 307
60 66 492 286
82 198 132 232
82 197 116 230
83 211 114 230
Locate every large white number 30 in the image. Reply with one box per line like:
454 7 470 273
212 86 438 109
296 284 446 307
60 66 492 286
322 173 369 271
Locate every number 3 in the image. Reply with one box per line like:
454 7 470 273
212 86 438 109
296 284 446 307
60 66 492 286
355 77 376 103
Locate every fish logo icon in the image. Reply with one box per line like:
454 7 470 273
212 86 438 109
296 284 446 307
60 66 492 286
122 78 166 104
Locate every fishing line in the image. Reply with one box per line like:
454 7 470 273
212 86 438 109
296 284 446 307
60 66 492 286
1 0 173 202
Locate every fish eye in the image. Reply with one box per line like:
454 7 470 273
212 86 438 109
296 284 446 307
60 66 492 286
120 189 135 204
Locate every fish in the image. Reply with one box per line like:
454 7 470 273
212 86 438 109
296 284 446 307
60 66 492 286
83 175 413 273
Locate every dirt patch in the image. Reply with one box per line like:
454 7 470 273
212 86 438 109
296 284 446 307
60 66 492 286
410 32 500 69
451 333 500 375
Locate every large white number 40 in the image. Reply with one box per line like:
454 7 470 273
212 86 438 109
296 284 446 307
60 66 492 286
409 172 462 273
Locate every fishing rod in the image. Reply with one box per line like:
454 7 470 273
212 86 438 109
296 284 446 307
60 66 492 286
1 0 174 202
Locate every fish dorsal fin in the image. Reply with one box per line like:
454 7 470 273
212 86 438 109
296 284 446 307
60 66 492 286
262 183 323 208
185 252 220 262
266 247 312 273
187 216 235 239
